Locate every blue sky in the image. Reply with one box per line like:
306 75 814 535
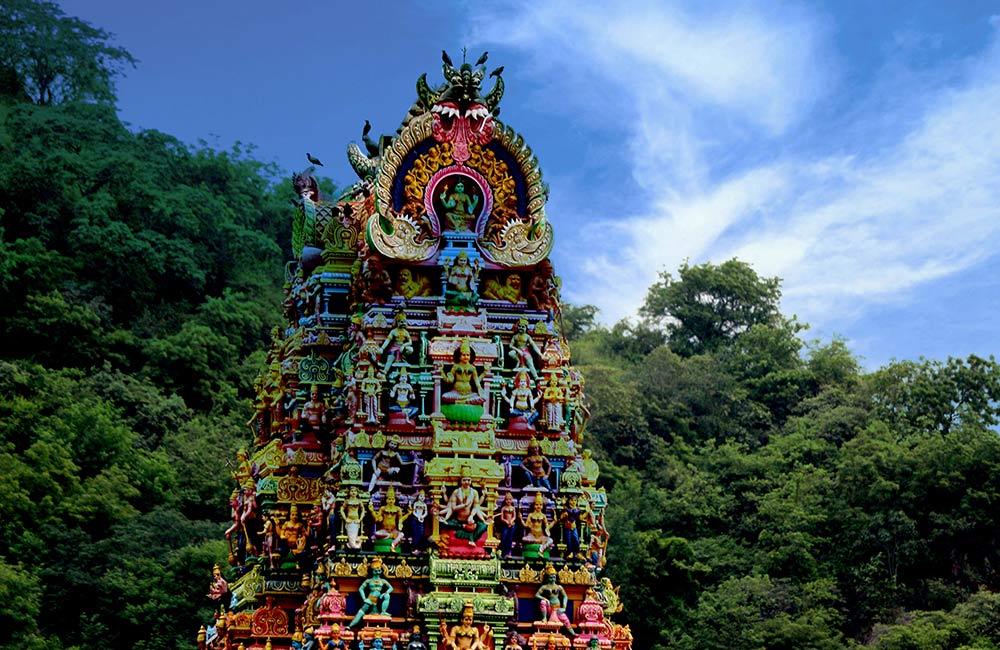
64 0 1000 368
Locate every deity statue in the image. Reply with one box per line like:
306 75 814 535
361 256 393 305
444 252 480 310
409 490 429 552
339 486 367 550
388 368 419 425
406 628 429 650
520 494 554 555
558 496 582 560
307 501 326 551
348 557 393 628
494 492 518 558
508 318 541 378
296 386 328 439
441 339 485 405
521 440 552 492
482 273 522 303
394 268 432 299
541 374 565 430
357 364 385 425
370 486 409 552
369 435 403 492
440 601 491 650
503 371 540 429
502 631 522 650
325 625 347 650
321 487 338 549
526 259 559 314
436 470 489 547
439 180 480 231
207 564 228 601
261 515 279 567
535 566 576 637
281 505 308 555
381 311 413 375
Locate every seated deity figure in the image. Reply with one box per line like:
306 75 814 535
482 273 522 303
503 371 540 429
444 252 480 310
395 268 432 299
296 385 328 439
380 310 413 375
369 435 404 492
436 469 489 547
439 180 480 231
441 339 485 405
388 368 419 424
440 601 491 650
520 493 554 555
281 505 308 555
370 486 409 552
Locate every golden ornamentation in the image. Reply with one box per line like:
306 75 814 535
558 566 575 585
332 558 352 577
367 211 440 261
395 559 414 579
276 476 321 503
479 219 554 268
518 564 539 583
402 144 454 216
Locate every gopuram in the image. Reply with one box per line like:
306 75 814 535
198 51 632 650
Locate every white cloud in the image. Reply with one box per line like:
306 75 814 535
471 2 1000 332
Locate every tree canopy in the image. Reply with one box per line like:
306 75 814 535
0 0 136 105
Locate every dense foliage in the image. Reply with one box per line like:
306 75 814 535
575 262 1000 650
1 3 999 650
0 3 294 648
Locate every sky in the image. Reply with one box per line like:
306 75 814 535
63 0 1000 369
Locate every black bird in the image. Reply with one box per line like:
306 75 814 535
475 51 489 66
363 120 372 137
490 66 504 78
442 50 453 67
306 153 323 166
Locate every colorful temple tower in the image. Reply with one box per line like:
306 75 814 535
199 51 632 650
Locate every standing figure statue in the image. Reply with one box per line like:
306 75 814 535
348 557 393 628
521 440 552 491
508 318 541 378
541 373 566 430
339 486 367 550
494 493 518 558
357 364 385 425
535 565 576 637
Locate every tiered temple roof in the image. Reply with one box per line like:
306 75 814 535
199 50 631 650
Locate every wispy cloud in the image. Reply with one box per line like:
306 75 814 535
470 2 1000 332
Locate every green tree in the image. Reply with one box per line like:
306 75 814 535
0 0 136 105
640 259 789 357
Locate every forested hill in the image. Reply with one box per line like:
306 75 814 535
3 3 1000 650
